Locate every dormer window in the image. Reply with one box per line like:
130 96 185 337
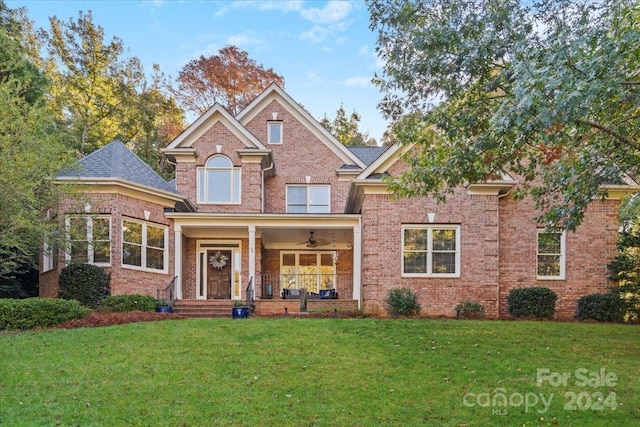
268 121 282 144
197 155 241 204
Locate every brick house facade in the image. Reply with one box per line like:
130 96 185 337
40 84 637 319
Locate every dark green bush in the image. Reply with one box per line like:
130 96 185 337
507 287 557 319
98 294 158 312
383 287 420 317
455 301 485 319
0 298 89 330
58 263 110 309
576 293 626 322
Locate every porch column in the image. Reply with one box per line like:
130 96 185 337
352 224 362 309
174 224 183 300
248 225 256 293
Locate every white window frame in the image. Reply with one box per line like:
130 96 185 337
196 155 242 204
64 215 111 266
536 229 566 280
286 185 331 213
401 225 461 278
267 121 283 144
280 251 337 293
42 237 56 272
121 218 168 273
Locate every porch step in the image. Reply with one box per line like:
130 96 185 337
172 300 237 318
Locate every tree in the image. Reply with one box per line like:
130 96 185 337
0 1 74 280
39 11 184 175
171 45 284 116
320 104 377 146
368 0 640 230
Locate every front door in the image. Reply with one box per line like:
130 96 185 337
207 250 232 299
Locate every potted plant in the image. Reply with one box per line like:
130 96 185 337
155 299 173 313
232 301 249 319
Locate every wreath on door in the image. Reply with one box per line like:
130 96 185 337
209 251 229 269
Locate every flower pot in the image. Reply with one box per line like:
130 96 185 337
232 307 249 319
156 306 173 313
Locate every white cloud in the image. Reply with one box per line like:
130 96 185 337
215 0 303 17
226 32 265 49
300 1 353 24
344 76 372 88
307 71 324 84
300 25 330 43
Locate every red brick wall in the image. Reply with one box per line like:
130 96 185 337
244 100 352 213
360 189 501 318
498 194 620 320
39 193 175 298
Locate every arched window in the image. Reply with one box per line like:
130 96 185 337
197 155 241 204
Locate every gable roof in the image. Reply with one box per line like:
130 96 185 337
348 146 389 166
237 83 367 169
165 103 266 151
58 140 178 195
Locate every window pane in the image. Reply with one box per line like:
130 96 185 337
538 233 561 254
70 241 88 263
288 187 306 204
208 170 231 202
206 156 232 167
282 254 296 266
309 186 329 205
123 243 142 266
433 229 456 251
233 169 241 203
404 229 428 250
538 255 561 276
433 253 456 274
404 252 427 274
123 221 142 244
69 217 87 240
147 248 164 270
93 241 110 263
299 254 316 267
269 122 282 143
147 225 165 249
92 218 110 241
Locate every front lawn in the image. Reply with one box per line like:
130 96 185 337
1 318 638 426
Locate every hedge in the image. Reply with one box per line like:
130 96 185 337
507 287 557 319
0 298 90 330
576 293 625 322
58 263 110 309
98 294 158 312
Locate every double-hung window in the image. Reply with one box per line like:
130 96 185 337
197 155 241 204
537 230 566 279
65 215 111 265
402 225 460 277
122 219 168 272
286 185 330 213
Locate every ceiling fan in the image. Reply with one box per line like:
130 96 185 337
297 231 330 248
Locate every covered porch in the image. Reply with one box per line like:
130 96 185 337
165 213 362 310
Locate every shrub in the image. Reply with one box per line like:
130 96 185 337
0 298 89 330
576 293 626 323
383 287 420 317
507 287 557 319
455 301 485 319
98 294 158 313
58 263 110 309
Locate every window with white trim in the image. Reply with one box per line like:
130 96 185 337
268 121 282 144
286 185 330 213
197 155 241 204
42 238 57 272
122 219 168 272
402 225 460 277
65 215 111 265
280 252 336 293
537 230 566 279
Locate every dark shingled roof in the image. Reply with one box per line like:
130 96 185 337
58 140 178 194
348 146 389 166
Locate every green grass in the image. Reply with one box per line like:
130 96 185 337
1 319 638 426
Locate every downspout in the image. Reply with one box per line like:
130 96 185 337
261 162 274 213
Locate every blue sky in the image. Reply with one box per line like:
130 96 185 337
7 0 389 143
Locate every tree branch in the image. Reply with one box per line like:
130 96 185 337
575 119 640 150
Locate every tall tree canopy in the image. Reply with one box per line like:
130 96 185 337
320 104 377 146
39 11 184 174
0 1 74 279
368 0 640 230
171 45 284 116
